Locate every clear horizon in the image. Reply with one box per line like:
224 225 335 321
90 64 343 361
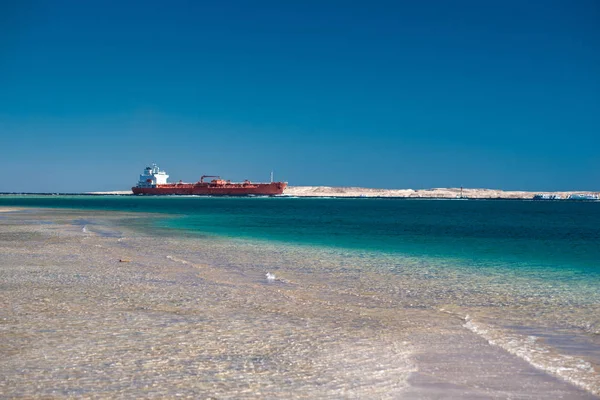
1 1 599 192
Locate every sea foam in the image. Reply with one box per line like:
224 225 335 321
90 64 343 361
463 315 598 396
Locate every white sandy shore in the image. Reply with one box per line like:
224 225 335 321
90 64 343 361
85 191 134 195
285 186 600 199
87 187 599 199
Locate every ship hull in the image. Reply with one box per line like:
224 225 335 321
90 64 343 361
132 182 287 196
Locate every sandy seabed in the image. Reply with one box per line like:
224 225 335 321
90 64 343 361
0 208 597 399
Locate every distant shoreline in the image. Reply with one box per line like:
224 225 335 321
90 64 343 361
1 186 598 200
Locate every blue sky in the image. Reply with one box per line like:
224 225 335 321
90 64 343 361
1 0 598 192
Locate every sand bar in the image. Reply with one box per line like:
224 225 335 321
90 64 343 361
0 207 23 212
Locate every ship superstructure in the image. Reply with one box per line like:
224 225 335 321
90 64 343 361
137 164 169 188
132 164 287 196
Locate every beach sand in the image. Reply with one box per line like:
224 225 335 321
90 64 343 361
0 209 597 398
0 207 23 213
284 186 599 199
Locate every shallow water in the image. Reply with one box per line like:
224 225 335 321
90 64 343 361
0 198 599 397
2 196 599 273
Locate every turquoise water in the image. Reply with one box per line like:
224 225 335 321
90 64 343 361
1 196 599 279
2 195 600 393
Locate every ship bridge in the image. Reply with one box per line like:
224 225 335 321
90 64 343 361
137 164 169 188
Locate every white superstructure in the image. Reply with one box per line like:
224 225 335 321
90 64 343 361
137 164 169 188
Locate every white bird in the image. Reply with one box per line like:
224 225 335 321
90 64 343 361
265 272 276 281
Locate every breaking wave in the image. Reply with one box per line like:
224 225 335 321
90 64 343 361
463 315 599 396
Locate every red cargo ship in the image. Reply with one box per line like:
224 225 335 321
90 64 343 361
132 164 287 196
